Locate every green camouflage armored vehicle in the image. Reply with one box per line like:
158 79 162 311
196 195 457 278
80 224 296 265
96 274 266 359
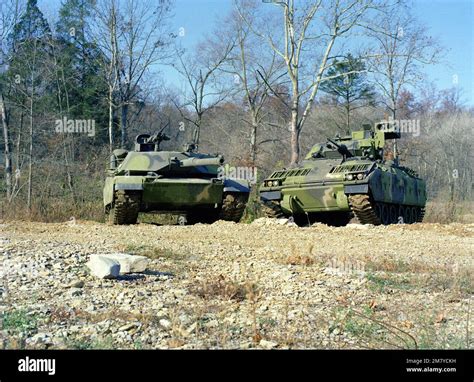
260 124 426 226
104 132 250 225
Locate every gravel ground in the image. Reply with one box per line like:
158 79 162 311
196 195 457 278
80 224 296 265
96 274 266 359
0 219 472 349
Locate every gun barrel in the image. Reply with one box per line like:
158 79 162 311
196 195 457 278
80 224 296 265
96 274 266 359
328 138 353 158
179 156 224 167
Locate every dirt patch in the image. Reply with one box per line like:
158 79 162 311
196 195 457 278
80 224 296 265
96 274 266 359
0 219 472 349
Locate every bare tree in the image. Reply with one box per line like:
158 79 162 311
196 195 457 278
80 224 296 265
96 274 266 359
0 0 23 201
365 6 441 161
90 0 121 152
172 37 236 148
46 36 77 202
14 38 47 210
367 6 441 120
227 0 286 165
114 0 173 148
0 93 11 199
3 0 51 211
91 0 172 150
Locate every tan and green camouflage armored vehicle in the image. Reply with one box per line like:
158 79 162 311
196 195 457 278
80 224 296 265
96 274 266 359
103 132 250 225
260 124 426 226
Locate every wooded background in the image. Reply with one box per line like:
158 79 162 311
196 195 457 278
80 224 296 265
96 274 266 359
0 0 472 222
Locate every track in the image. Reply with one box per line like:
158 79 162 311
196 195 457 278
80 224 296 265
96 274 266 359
219 192 248 222
261 200 285 219
348 194 382 225
349 194 425 225
109 190 140 225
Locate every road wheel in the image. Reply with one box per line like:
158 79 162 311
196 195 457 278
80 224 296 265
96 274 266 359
381 203 390 225
402 205 411 224
410 206 418 224
374 203 383 223
398 205 404 223
389 205 398 224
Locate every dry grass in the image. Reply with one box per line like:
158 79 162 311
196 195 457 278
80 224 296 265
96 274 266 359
282 244 315 266
424 200 474 224
0 198 104 223
285 254 315 266
419 268 473 296
363 258 417 273
191 274 258 302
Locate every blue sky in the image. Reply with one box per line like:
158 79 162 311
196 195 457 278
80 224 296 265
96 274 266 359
38 0 474 105
412 0 474 104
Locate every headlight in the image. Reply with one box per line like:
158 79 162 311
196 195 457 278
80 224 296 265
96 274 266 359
346 174 354 180
357 173 364 180
272 180 279 187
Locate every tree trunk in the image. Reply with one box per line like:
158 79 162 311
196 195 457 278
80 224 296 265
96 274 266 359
62 137 76 203
108 1 118 153
289 99 300 166
27 94 33 211
193 113 202 148
250 118 258 166
0 93 12 200
27 45 37 212
121 103 128 148
55 57 76 204
108 86 114 152
392 106 398 160
345 90 350 134
346 104 350 134
13 113 23 198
